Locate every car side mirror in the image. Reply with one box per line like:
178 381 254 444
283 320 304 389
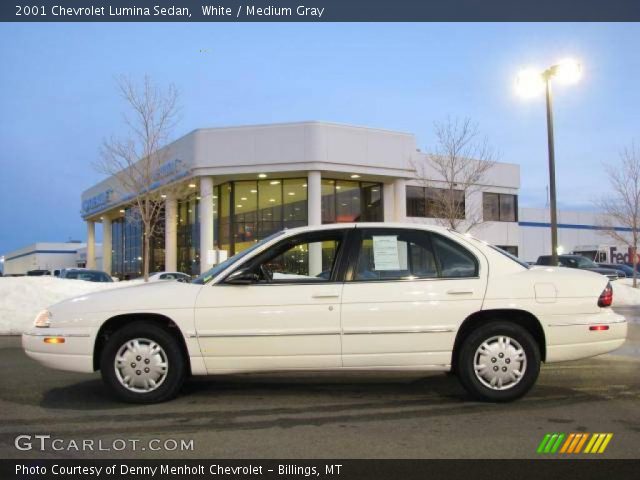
225 268 259 285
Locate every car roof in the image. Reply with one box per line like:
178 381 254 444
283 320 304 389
68 270 107 274
279 222 452 236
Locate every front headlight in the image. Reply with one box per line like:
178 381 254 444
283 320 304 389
34 310 51 328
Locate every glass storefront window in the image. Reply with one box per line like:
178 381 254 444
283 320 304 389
218 183 232 253
111 206 165 279
234 181 259 253
336 180 360 222
321 179 336 224
177 195 200 275
361 183 383 221
283 178 308 229
258 179 283 238
322 179 383 223
217 178 308 255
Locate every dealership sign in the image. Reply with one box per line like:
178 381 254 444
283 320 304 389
81 158 187 216
152 158 183 182
81 189 113 215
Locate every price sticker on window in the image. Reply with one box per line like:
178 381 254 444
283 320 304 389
372 236 400 270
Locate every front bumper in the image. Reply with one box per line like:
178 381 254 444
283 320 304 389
22 329 95 373
544 310 628 363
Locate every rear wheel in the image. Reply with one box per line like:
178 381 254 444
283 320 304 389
457 321 540 402
100 321 186 403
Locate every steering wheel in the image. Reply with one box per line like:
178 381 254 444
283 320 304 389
260 264 273 283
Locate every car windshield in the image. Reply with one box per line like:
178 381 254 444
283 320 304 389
192 231 286 284
64 271 109 282
573 256 598 268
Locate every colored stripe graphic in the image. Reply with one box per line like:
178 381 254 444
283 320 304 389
537 434 552 454
574 433 589 453
597 434 613 453
537 433 613 454
559 433 575 453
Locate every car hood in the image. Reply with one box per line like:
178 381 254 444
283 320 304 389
48 281 203 316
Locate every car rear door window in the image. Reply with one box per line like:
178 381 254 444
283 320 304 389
431 234 478 278
354 229 438 281
353 229 478 281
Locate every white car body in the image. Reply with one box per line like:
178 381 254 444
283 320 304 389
23 223 627 401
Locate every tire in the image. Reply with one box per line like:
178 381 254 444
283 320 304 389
100 321 186 403
456 321 540 402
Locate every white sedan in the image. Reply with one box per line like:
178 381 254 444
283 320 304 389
23 223 627 403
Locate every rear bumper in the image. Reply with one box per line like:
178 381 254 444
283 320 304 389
22 329 94 373
543 310 627 362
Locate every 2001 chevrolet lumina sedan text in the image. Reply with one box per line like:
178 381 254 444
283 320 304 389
22 223 627 403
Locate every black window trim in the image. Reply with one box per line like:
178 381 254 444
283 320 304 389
344 227 480 283
220 228 353 286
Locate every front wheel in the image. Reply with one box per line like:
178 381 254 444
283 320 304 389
457 321 541 402
100 321 186 403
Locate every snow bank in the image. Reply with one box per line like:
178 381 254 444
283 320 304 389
0 277 138 334
612 278 640 307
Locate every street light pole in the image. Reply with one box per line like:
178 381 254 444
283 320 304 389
516 59 581 265
544 72 559 266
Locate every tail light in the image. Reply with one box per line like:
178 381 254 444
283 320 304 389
598 282 613 307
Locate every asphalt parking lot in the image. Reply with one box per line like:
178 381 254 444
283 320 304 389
0 307 638 459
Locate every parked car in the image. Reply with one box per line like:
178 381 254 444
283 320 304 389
58 269 113 283
26 269 51 276
597 263 634 278
536 255 619 281
148 271 192 283
23 223 626 404
624 262 640 274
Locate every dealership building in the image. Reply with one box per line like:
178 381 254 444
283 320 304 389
77 121 630 279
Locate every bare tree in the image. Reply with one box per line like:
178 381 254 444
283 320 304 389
595 142 640 287
412 117 498 232
95 75 180 281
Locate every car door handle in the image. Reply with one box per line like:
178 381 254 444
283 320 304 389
446 289 474 295
311 292 341 299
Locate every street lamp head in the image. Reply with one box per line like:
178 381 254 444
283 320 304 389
550 59 582 85
515 67 545 98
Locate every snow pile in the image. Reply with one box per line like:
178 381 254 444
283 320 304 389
0 276 138 334
612 278 640 307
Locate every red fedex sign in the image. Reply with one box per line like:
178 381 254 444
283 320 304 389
610 246 640 264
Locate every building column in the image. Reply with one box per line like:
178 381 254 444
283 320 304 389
383 182 395 222
86 221 96 269
102 217 112 274
307 171 322 226
393 178 407 222
307 171 323 275
165 194 178 272
199 176 215 273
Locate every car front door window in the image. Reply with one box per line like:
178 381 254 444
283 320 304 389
237 232 346 284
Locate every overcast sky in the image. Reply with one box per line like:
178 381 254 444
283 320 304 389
1 22 639 255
